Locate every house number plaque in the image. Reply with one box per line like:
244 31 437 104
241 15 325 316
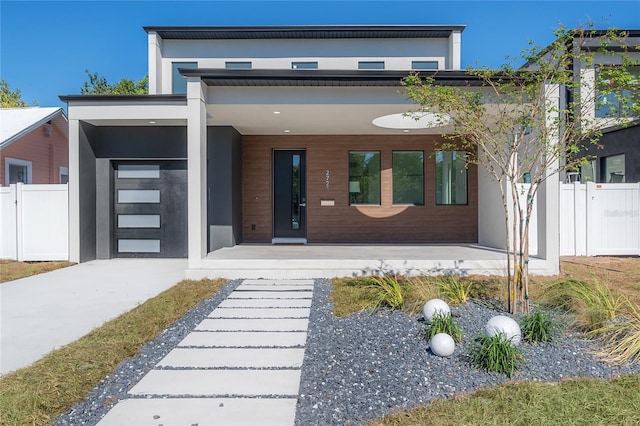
325 169 330 190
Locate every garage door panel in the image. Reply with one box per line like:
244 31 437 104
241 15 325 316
113 161 187 258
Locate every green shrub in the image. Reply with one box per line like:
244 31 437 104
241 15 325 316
438 275 473 305
423 312 462 343
520 310 559 343
541 278 623 331
469 334 525 378
368 274 405 310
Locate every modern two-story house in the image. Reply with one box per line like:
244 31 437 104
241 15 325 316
61 25 561 278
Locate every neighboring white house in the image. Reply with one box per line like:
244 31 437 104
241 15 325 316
61 25 561 278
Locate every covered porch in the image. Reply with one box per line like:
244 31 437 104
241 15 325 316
185 243 557 279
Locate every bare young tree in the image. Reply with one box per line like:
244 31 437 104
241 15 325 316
403 26 639 314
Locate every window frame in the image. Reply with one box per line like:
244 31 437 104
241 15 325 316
225 61 252 69
292 61 318 70
435 151 469 206
595 65 640 118
358 61 385 70
5 157 32 185
348 151 381 206
171 62 198 94
392 150 425 206
411 61 439 70
601 153 625 183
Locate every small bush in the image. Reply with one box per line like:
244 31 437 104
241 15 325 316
520 310 559 343
438 275 473 305
541 278 623 331
423 312 462 343
368 274 405 310
469 334 525 377
589 297 640 364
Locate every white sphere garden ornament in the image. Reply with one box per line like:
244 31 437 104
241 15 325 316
429 333 456 357
485 315 522 346
422 299 451 323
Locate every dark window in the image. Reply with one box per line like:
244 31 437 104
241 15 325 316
436 151 468 205
292 62 318 70
596 65 640 118
392 151 424 205
411 61 438 70
171 62 197 94
602 154 625 183
349 151 381 205
358 61 385 70
225 61 252 69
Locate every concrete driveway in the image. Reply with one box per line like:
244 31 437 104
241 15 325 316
0 259 187 375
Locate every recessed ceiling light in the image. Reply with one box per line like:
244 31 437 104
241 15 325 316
148 121 157 124
283 129 291 133
403 129 410 133
273 111 281 114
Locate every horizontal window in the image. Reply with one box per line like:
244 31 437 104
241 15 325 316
117 190 160 203
349 151 381 205
118 239 160 253
292 62 318 69
436 151 468 205
358 61 384 70
411 61 438 70
225 61 252 69
596 65 640 118
118 215 161 228
393 151 424 205
117 164 160 179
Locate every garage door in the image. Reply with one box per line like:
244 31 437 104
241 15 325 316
113 161 187 258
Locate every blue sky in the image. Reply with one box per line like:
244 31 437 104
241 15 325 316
1 0 639 108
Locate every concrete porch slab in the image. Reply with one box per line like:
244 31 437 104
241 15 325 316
157 347 305 368
96 398 298 426
195 318 310 332
178 331 308 347
209 308 310 319
186 244 558 279
128 369 302 396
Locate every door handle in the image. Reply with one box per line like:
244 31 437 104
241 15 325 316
299 203 306 207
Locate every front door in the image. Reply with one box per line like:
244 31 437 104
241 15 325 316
273 150 306 241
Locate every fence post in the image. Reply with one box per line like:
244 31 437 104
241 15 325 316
572 181 579 256
585 181 597 256
15 183 24 261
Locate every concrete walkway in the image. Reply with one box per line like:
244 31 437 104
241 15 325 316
0 259 187 375
96 279 314 426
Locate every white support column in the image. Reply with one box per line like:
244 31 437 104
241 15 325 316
448 30 462 70
186 77 208 269
148 32 162 95
68 119 81 263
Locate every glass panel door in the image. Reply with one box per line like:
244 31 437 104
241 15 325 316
273 150 306 239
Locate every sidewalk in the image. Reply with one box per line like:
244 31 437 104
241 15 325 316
96 279 314 426
0 259 187 375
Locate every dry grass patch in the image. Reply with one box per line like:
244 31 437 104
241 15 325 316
0 278 226 426
0 260 74 283
369 374 640 426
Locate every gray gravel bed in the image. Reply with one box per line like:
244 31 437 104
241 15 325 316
294 278 640 425
52 277 639 425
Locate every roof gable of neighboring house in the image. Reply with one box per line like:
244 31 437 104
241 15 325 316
0 107 68 150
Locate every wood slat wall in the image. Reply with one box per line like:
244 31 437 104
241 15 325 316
242 135 478 243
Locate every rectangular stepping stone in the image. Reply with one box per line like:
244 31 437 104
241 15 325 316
242 279 314 286
218 298 312 308
235 284 314 291
129 369 302 396
228 291 312 299
157 348 305 368
209 308 310 319
195 318 309 332
178 331 308 348
96 398 298 426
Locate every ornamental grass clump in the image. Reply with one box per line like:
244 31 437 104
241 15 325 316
541 278 624 331
368 274 405 310
520 310 559 343
437 275 473 305
469 334 525 378
422 311 462 343
588 297 640 365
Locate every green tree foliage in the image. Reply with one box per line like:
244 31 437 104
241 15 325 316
1 80 30 107
403 26 639 314
81 70 148 95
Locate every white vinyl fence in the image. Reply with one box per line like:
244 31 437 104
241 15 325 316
0 183 69 261
560 182 640 256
